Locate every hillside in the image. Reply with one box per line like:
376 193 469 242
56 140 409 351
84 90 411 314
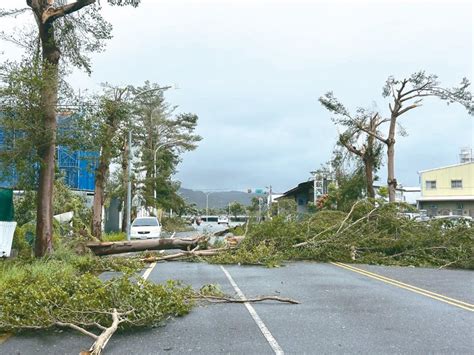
179 188 264 209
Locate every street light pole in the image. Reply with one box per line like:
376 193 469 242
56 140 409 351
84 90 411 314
310 170 317 204
267 185 273 218
205 191 214 221
126 129 132 241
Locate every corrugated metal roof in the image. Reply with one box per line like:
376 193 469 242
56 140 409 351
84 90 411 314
280 180 313 198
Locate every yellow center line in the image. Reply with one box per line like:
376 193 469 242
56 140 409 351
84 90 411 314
331 262 474 312
334 262 474 307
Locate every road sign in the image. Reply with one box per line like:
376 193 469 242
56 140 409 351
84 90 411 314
248 188 266 194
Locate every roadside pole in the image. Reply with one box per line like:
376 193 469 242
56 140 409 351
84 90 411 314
126 130 132 241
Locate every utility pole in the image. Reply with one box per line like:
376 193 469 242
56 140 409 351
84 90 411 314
126 129 132 241
205 192 214 221
268 185 272 218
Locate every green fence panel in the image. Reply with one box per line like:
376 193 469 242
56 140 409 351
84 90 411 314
0 188 14 221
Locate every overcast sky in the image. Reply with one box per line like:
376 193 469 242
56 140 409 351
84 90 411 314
1 0 473 193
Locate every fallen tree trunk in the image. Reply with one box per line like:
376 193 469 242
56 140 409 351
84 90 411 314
140 236 245 263
87 237 203 256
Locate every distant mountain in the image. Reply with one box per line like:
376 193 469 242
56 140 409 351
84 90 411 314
179 188 264 209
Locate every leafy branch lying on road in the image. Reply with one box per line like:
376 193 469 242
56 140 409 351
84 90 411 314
0 250 298 355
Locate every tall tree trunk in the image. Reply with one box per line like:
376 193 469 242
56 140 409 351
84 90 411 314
365 119 377 199
387 139 397 202
35 22 60 257
364 157 375 198
387 112 398 203
92 155 109 240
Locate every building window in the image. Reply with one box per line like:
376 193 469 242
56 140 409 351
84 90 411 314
451 180 462 188
425 180 436 189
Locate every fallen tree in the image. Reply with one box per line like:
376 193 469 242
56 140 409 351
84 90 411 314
83 200 472 270
0 258 298 355
86 237 204 256
194 201 474 269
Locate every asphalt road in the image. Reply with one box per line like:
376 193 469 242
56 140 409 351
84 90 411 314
1 261 473 354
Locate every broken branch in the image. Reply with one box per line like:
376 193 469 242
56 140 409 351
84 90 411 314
198 294 300 304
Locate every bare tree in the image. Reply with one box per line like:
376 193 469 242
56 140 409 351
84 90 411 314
374 72 472 201
321 72 473 202
320 93 384 198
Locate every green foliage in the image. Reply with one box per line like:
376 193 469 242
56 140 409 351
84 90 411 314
273 197 297 219
208 242 284 268
12 225 34 259
229 201 245 218
161 217 194 233
207 203 473 269
13 191 36 227
12 179 92 243
0 58 45 190
0 263 193 333
103 232 127 242
0 237 193 337
323 169 366 211
132 81 202 212
378 186 388 198
199 284 225 297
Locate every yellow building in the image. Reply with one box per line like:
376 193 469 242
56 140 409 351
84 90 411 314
417 162 474 217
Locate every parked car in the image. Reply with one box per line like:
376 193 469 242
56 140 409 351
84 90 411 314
414 215 431 222
217 215 229 225
432 215 472 228
130 217 162 239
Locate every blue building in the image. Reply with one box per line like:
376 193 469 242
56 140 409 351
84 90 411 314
57 146 97 191
0 114 98 191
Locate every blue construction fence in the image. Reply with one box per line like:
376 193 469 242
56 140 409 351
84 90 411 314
0 114 98 191
57 146 97 191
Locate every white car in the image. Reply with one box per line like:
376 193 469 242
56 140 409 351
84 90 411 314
217 215 229 224
130 217 162 239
